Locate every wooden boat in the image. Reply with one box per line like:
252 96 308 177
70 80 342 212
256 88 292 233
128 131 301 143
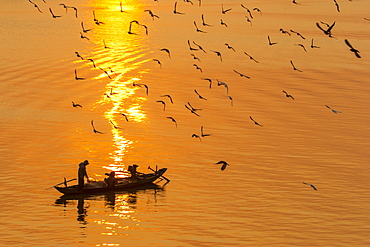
55 168 168 195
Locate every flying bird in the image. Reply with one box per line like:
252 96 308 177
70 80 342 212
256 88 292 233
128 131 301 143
224 95 233 106
221 4 232 14
220 19 228 27
110 120 122 129
290 29 305 39
268 36 278 45
121 113 129 122
295 43 307 52
193 41 207 53
201 14 213 26
74 69 85 80
303 182 317 191
49 8 62 18
173 2 185 15
91 120 105 134
159 48 171 58
290 60 302 72
166 117 177 127
192 134 202 141
279 28 291 36
333 0 340 12
133 83 149 95
225 43 235 52
250 116 263 127
87 59 96 68
216 161 229 171
191 54 201 62
316 21 335 37
193 64 203 73
156 100 166 111
233 69 250 79
244 52 259 63
152 59 162 68
201 78 213 88
217 80 229 94
194 89 207 100
194 21 207 33
187 40 199 51
29 0 43 13
210 50 222 61
326 105 342 114
72 101 82 108
81 22 92 33
310 39 320 49
344 39 361 58
200 126 211 137
80 32 90 40
161 94 174 104
282 90 294 100
144 9 159 19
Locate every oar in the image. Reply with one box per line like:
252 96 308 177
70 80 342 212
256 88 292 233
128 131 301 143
148 166 170 183
45 178 76 190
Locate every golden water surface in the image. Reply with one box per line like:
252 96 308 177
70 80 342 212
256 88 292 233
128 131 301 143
0 0 369 246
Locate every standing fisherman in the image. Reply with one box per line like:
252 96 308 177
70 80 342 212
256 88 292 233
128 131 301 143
78 160 90 190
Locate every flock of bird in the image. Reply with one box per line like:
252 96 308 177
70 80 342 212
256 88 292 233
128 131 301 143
27 0 368 190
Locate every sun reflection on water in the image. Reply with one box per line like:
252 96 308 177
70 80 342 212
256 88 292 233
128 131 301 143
88 0 151 173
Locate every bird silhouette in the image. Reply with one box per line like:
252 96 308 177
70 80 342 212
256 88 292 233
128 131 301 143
81 21 92 33
29 0 43 13
217 80 229 94
74 69 85 80
192 134 202 141
333 0 340 12
279 28 291 36
121 113 129 122
144 9 159 19
120 2 127 13
110 120 122 129
152 59 162 68
133 83 149 95
303 182 317 190
220 19 228 27
161 94 174 104
233 69 250 79
199 126 211 138
210 50 222 61
290 60 302 72
290 29 305 39
268 36 278 45
72 101 82 108
80 32 90 40
159 48 171 59
326 105 342 114
344 39 361 58
310 39 320 49
295 43 307 52
91 120 105 134
221 4 232 14
224 95 234 106
191 54 201 62
193 64 203 73
201 14 213 26
49 8 61 18
193 41 207 53
187 40 199 51
282 90 295 100
194 89 207 100
156 100 166 111
316 21 335 37
216 161 229 171
201 78 213 88
173 2 185 15
194 21 207 33
225 43 235 52
87 59 96 68
250 116 263 127
244 52 259 63
167 117 177 127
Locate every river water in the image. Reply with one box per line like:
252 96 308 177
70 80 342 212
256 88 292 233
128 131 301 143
0 0 369 246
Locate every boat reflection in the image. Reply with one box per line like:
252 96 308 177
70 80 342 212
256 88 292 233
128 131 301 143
55 184 165 225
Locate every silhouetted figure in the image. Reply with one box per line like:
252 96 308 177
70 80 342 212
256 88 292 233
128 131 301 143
78 160 89 190
128 165 139 178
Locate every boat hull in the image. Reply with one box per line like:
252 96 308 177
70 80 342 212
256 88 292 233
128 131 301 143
55 168 167 195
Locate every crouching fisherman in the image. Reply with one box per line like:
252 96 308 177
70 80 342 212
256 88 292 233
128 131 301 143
78 160 90 190
128 164 138 178
104 171 117 187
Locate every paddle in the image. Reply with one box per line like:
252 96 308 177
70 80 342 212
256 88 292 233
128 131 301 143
46 178 76 190
148 166 170 183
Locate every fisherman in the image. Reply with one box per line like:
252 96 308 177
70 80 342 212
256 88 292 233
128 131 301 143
128 164 138 178
104 171 117 187
78 160 90 190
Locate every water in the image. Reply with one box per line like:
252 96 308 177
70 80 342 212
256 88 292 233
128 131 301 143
0 0 369 246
